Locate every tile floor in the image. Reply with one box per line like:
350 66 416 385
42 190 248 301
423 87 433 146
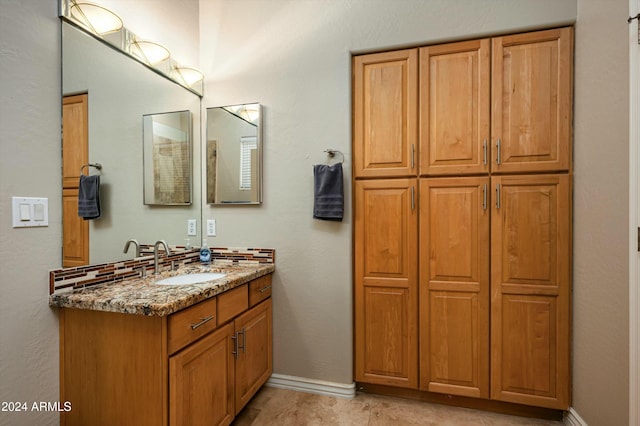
233 386 564 425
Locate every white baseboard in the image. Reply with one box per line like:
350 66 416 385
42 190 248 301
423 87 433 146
266 374 356 399
564 407 588 426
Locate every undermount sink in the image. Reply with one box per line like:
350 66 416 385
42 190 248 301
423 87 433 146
155 272 226 285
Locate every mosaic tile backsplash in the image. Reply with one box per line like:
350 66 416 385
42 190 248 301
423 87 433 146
50 247 275 295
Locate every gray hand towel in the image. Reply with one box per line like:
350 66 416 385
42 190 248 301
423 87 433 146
313 163 344 221
78 175 101 220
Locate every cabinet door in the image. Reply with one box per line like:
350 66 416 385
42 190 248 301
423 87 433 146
491 174 570 409
170 323 235 426
491 27 573 173
419 40 490 176
63 187 89 267
353 49 418 178
62 94 89 267
234 298 272 414
354 179 418 388
419 177 490 398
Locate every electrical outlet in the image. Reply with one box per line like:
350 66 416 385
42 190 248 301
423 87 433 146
187 219 197 236
207 219 216 237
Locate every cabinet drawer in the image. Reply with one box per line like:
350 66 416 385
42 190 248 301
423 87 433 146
217 284 248 325
249 274 272 306
168 296 217 354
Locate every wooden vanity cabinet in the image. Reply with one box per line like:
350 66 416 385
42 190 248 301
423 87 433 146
233 298 272 414
170 298 272 424
170 322 235 426
60 275 273 426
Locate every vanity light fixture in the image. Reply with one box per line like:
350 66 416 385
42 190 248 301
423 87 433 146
172 66 204 87
129 40 171 65
237 105 260 124
69 2 123 35
61 0 204 95
224 104 260 124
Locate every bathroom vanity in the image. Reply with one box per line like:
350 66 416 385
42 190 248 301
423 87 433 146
50 258 273 426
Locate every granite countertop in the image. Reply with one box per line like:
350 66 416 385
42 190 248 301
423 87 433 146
49 263 275 316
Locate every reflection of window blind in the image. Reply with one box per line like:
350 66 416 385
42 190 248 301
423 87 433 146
240 136 257 190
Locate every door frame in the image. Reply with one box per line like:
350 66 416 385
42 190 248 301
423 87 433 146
629 0 639 423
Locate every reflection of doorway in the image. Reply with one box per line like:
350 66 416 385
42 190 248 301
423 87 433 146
62 94 89 267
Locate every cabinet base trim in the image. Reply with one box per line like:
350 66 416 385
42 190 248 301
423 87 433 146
563 408 588 426
266 374 356 399
356 382 564 421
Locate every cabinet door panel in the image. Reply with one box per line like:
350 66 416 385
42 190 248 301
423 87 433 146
234 299 272 414
492 27 572 173
419 178 489 397
63 94 88 188
353 49 418 177
355 179 418 388
360 285 415 385
63 187 89 267
491 174 570 409
170 323 235 426
420 40 490 176
500 295 556 396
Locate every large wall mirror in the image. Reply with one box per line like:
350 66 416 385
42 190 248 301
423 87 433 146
62 21 201 264
206 103 262 205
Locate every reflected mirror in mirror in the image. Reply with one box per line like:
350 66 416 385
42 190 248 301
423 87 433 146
206 103 262 205
143 110 192 205
62 21 201 266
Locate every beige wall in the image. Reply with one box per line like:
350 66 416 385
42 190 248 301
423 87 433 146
573 0 630 424
0 1 631 425
0 1 61 425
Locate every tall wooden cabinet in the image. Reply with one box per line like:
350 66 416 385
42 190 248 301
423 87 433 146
353 27 572 411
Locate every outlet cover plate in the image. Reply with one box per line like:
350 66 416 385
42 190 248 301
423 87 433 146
207 219 216 236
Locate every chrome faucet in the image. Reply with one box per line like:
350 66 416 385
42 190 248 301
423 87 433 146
123 239 140 258
153 240 171 275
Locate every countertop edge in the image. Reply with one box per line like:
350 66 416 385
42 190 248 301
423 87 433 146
49 264 275 316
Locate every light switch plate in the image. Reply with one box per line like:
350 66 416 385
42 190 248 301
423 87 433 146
12 197 48 228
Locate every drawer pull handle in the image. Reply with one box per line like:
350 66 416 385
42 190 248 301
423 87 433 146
259 285 272 293
231 328 246 358
238 328 246 353
190 315 214 330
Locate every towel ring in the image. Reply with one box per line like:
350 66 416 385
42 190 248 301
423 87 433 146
324 149 344 164
80 163 102 176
